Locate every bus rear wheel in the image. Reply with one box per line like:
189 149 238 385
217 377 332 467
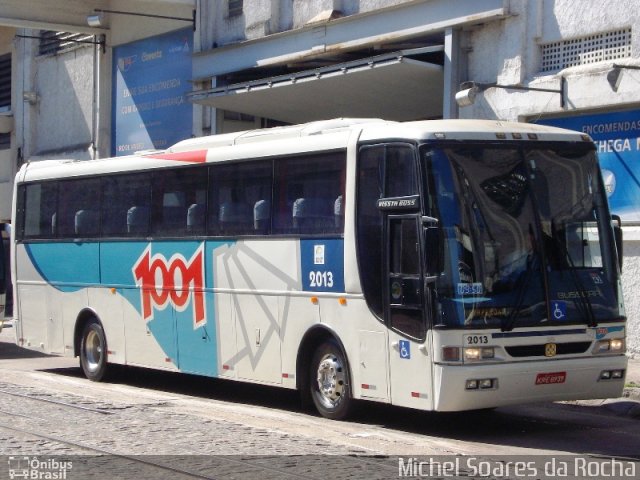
310 340 352 420
79 319 109 382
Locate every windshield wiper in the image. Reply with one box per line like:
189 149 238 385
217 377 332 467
550 227 598 328
501 253 539 332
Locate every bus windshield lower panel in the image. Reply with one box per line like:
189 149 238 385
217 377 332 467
423 143 624 330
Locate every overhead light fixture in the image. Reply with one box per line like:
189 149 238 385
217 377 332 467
87 12 104 28
455 78 566 108
22 91 39 105
607 64 640 92
88 8 196 31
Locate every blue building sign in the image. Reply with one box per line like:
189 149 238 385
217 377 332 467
112 28 193 156
537 110 640 222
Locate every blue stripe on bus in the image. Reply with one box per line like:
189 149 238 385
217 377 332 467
25 238 345 378
492 328 588 339
25 240 234 377
25 242 100 292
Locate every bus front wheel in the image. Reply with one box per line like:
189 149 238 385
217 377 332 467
79 319 109 382
310 340 352 420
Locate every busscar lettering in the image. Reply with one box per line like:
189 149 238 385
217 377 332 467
133 245 206 329
557 290 599 299
377 197 418 209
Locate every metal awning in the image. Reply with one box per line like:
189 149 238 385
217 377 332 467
188 50 444 124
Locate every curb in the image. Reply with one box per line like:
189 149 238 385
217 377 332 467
622 386 640 402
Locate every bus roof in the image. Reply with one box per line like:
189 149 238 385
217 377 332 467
17 118 592 183
358 118 591 143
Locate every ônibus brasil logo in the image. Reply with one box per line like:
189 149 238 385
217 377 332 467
133 244 206 329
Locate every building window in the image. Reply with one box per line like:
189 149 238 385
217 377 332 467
0 53 10 112
38 31 94 56
228 0 243 18
223 110 254 123
541 28 632 73
0 53 10 150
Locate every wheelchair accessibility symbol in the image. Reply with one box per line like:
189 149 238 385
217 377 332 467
552 301 567 321
399 340 411 359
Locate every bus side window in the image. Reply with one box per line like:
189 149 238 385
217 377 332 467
292 197 332 231
219 198 252 231
356 147 385 319
209 161 272 236
101 173 151 237
254 200 270 233
75 209 100 236
334 195 344 229
21 182 58 239
162 191 187 233
187 204 206 233
273 153 345 235
57 178 101 238
151 168 207 236
127 206 150 235
386 146 418 197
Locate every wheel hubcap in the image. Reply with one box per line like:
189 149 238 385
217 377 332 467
316 353 345 408
85 329 103 373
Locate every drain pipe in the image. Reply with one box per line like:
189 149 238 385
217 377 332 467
91 35 101 159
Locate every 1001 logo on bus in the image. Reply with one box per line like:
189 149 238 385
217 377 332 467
132 245 206 329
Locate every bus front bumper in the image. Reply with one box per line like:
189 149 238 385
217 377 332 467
432 355 628 412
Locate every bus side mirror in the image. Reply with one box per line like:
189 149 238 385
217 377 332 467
422 216 442 279
612 214 623 271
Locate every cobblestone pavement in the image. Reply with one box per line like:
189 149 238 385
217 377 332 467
0 381 359 456
1 325 639 479
0 379 401 479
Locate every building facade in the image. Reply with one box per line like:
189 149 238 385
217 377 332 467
0 0 639 354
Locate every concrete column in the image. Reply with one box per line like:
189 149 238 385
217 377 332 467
443 27 461 120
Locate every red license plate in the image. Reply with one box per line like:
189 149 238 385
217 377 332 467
535 372 567 385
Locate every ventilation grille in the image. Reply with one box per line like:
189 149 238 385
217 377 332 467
541 28 632 72
0 54 10 111
228 0 243 18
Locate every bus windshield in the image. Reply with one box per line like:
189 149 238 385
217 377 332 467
423 143 624 330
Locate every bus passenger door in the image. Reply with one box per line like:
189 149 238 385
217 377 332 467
385 215 434 410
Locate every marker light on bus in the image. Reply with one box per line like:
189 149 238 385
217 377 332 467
595 338 625 354
442 346 461 362
465 379 478 389
465 378 496 390
479 378 494 389
600 369 625 380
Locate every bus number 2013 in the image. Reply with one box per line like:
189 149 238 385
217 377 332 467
309 271 334 288
466 335 489 345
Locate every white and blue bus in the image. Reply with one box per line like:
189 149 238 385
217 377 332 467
9 118 627 419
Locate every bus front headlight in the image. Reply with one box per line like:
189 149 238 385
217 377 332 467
595 338 625 354
463 347 495 362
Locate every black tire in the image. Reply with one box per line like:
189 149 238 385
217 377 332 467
79 319 109 382
310 340 353 420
